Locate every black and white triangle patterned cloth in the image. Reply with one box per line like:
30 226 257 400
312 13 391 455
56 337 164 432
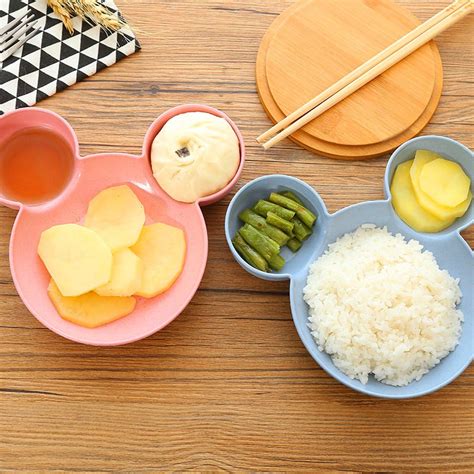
0 0 140 115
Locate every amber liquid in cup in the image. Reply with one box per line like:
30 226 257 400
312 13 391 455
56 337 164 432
0 126 75 205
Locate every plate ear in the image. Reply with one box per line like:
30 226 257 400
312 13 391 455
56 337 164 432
0 108 79 210
142 104 245 206
385 135 474 236
225 174 329 282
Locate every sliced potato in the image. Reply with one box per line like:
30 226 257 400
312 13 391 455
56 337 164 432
95 248 143 297
131 223 186 298
38 224 112 297
391 160 455 233
85 185 146 251
410 150 473 220
420 158 471 208
48 280 135 328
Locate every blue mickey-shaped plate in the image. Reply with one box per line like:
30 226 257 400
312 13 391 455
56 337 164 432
225 136 473 399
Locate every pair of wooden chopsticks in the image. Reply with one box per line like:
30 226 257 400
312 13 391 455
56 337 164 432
257 0 473 150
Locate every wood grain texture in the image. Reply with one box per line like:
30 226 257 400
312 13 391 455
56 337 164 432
0 0 473 471
257 0 445 158
265 0 438 146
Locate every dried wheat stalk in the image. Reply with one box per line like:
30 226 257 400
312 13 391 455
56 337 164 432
47 0 74 33
47 0 126 34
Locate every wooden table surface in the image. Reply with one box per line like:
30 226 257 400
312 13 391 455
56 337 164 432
1 1 473 471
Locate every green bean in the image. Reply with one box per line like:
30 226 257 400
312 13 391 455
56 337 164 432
287 238 302 252
253 200 295 221
266 211 294 235
268 253 285 271
269 193 317 228
292 216 312 242
239 224 280 261
233 234 269 272
282 191 304 206
239 209 289 246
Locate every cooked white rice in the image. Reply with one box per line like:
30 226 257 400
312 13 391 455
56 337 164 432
303 225 463 386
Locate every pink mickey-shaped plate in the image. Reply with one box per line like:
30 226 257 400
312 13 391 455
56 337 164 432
0 105 245 346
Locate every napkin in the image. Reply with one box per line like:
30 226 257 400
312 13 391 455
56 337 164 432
0 0 140 115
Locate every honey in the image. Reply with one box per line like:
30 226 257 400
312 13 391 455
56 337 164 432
0 126 75 205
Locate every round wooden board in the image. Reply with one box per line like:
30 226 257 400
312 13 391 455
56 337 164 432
256 0 444 159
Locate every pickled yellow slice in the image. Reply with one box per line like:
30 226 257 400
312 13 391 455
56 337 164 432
410 150 472 220
420 158 471 208
391 160 454 233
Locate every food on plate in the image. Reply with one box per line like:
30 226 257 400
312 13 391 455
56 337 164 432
38 186 186 328
303 225 463 386
238 223 285 271
233 190 317 272
391 151 472 232
239 223 280 261
269 192 317 228
266 211 294 235
291 216 312 242
410 151 472 221
232 234 269 272
282 190 303 205
391 160 454 233
95 248 144 297
287 238 302 253
420 157 471 207
85 185 146 252
253 198 314 241
151 112 240 203
38 224 112 297
238 209 289 246
253 199 295 221
131 223 186 298
266 253 285 272
48 280 136 329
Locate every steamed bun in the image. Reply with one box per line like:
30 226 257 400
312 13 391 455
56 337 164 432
151 112 240 203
